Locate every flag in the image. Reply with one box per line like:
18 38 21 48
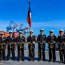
27 2 32 28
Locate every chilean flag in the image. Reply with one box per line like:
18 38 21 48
27 4 32 28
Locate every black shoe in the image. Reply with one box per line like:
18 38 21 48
21 58 24 61
42 59 45 61
64 62 65 64
22 59 24 61
0 58 1 61
7 57 10 60
32 59 34 61
29 59 31 61
59 60 63 63
48 60 52 62
53 60 56 62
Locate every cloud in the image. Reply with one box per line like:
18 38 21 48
0 20 29 31
0 20 65 28
0 0 18 3
0 20 65 31
32 20 65 28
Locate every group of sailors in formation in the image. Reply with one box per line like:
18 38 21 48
0 29 65 64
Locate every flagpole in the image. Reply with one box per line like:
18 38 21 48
28 0 31 32
28 0 30 9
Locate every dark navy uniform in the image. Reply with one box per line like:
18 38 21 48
27 35 36 61
37 34 46 61
13 37 18 60
57 35 64 63
7 36 15 60
0 36 6 60
57 30 65 63
17 35 25 61
64 37 65 64
47 31 56 62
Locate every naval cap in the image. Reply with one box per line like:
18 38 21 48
40 29 44 31
30 30 33 33
50 30 54 33
9 31 12 34
59 29 64 32
1 33 4 35
0 33 2 35
19 31 23 34
0 32 4 35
